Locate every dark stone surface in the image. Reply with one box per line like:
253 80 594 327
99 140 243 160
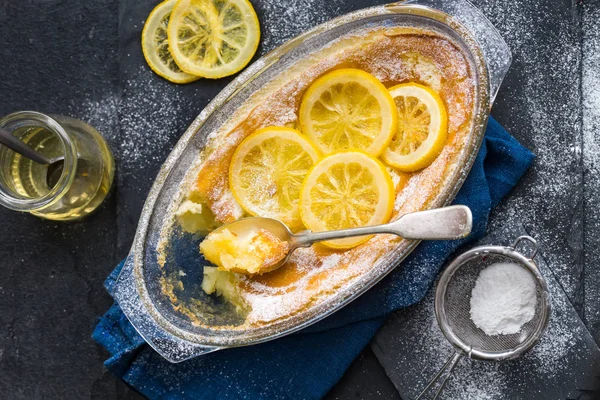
1 0 599 398
324 348 401 400
0 0 121 398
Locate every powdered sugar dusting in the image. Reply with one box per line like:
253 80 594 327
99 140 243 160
583 43 600 173
257 0 346 52
237 246 388 326
475 0 584 302
470 262 537 335
582 2 600 340
119 70 189 171
68 67 195 177
68 94 120 146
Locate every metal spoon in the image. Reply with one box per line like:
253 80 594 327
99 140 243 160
208 205 473 274
0 126 65 188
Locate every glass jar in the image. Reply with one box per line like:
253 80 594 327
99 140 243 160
0 111 114 221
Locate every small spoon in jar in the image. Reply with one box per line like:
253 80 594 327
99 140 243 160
0 126 66 188
201 205 473 275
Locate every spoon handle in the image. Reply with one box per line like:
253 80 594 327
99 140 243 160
0 127 52 165
292 205 472 247
388 205 473 240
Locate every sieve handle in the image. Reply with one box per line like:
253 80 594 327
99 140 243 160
415 352 462 400
509 235 539 260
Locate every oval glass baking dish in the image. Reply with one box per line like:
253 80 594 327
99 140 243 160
114 0 511 362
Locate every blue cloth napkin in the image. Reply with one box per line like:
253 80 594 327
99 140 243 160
93 117 534 400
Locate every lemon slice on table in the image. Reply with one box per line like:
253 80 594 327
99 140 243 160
382 83 448 172
229 127 321 230
299 151 394 249
298 69 397 156
168 0 260 79
141 0 201 84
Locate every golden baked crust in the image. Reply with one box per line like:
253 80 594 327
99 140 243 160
172 27 475 329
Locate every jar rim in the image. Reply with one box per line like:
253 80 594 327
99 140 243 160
0 111 78 211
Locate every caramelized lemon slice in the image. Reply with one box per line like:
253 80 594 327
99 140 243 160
168 0 260 79
298 69 397 156
229 127 320 230
299 151 394 249
382 83 448 172
141 0 200 84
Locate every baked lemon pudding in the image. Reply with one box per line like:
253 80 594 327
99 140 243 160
164 26 475 329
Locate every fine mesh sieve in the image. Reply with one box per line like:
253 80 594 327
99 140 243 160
416 236 551 399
